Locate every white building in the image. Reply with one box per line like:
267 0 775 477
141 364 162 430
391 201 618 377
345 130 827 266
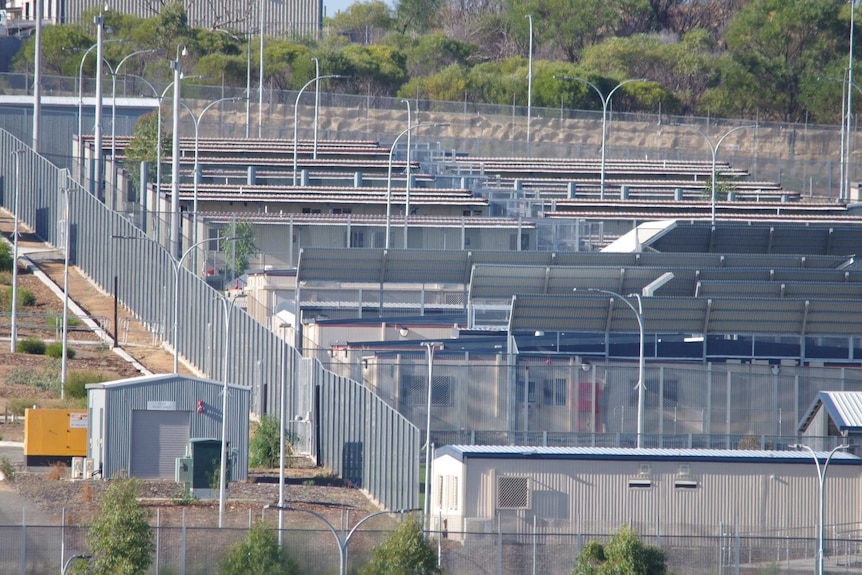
430 445 862 538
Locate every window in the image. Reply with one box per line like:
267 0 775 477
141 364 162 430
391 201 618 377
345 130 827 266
497 476 530 509
349 231 364 248
400 375 452 406
516 379 537 404
542 378 567 406
447 475 459 510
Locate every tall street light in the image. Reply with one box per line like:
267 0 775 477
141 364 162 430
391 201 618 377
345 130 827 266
819 76 862 202
218 290 247 528
170 44 189 258
258 0 266 137
790 443 849 575
421 342 443 531
845 1 856 202
401 98 412 248
525 14 532 157
60 171 74 397
10 149 24 353
385 122 448 249
292 68 346 185
677 124 755 226
313 57 321 159
181 97 244 273
93 4 108 201
265 505 418 575
576 288 645 447
107 49 158 208
555 76 648 199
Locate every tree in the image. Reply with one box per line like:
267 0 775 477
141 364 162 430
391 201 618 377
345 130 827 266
249 414 297 468
222 219 257 278
573 525 665 575
359 515 440 575
219 521 300 575
81 476 155 575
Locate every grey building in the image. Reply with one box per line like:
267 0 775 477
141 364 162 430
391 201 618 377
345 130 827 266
17 0 322 38
87 374 250 482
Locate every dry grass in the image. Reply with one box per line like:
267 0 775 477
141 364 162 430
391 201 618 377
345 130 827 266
79 481 93 502
46 461 67 481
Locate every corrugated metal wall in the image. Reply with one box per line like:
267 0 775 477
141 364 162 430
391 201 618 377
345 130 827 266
95 376 250 481
55 0 322 38
460 456 861 536
0 128 420 511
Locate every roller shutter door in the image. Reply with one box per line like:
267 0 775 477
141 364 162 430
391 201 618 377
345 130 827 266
130 410 190 479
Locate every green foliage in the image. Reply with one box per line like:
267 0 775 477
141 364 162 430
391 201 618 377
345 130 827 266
46 342 76 359
573 525 666 575
0 455 15 482
47 314 82 329
249 415 297 468
219 521 300 575
360 515 440 575
82 477 155 575
330 1 396 45
6 397 39 416
64 370 110 399
171 484 198 505
222 220 257 278
5 364 58 391
0 242 12 273
16 337 46 355
125 111 169 190
1 286 38 310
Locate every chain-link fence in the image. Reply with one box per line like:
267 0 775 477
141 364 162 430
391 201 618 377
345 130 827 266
2 516 859 575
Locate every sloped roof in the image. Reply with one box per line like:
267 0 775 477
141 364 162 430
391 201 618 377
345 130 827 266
799 391 862 433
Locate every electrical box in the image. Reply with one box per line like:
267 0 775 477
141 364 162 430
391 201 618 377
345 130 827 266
189 439 229 491
175 456 193 485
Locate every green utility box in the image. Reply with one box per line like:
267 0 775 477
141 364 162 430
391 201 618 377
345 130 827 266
189 438 229 490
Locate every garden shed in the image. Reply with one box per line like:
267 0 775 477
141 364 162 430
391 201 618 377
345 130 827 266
86 374 249 482
798 391 862 450
430 445 862 538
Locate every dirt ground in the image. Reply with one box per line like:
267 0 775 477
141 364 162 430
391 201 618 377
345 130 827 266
0 213 384 530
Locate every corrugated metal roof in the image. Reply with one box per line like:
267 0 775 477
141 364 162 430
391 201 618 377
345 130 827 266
435 444 862 465
799 391 862 433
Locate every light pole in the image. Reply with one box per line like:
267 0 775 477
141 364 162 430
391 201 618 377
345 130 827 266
677 124 755 226
401 98 412 248
93 3 107 201
107 49 158 208
218 291 247 528
62 554 91 575
10 149 24 353
421 341 443 531
845 1 856 202
791 443 849 575
265 505 418 575
173 236 239 374
819 76 862 201
258 0 266 138
292 68 345 185
554 76 648 199
313 57 320 159
181 97 244 273
76 39 124 182
577 288 645 447
385 122 448 249
170 43 188 259
60 172 73 397
525 14 532 157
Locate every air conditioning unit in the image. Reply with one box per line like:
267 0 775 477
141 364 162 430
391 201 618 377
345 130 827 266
175 457 193 485
83 458 95 478
71 457 84 480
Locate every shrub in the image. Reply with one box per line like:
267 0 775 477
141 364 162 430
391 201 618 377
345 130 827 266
64 370 109 399
5 366 58 391
219 521 300 575
0 270 11 284
0 456 14 482
0 243 11 272
1 286 36 311
84 477 155 575
46 342 76 359
47 461 68 481
360 515 440 575
46 315 82 329
16 337 46 355
249 415 297 468
573 525 666 575
7 397 38 416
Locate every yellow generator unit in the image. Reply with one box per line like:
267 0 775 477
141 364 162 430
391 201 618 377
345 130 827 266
24 408 87 467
